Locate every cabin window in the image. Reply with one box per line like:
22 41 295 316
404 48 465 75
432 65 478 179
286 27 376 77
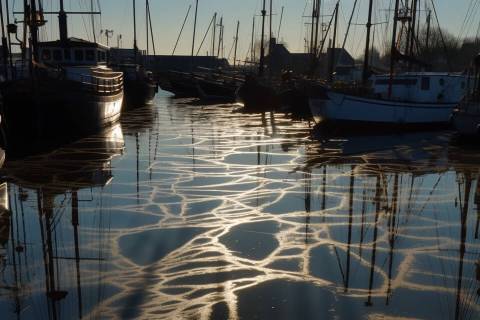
64 49 71 61
74 50 84 61
86 49 95 61
98 51 106 62
53 49 62 61
41 49 51 61
421 77 430 90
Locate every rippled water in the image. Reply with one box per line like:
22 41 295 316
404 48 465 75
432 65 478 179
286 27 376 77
0 92 479 319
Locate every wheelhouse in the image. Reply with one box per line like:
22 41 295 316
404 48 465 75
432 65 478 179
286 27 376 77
371 73 467 104
37 37 109 66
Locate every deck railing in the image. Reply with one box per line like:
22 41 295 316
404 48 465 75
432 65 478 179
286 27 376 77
80 72 124 95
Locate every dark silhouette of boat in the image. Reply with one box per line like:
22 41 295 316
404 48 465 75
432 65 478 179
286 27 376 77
0 3 124 146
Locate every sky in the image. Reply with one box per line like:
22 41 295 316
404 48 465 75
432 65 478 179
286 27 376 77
8 1 480 61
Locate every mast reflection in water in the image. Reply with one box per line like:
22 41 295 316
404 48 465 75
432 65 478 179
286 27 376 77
0 93 479 319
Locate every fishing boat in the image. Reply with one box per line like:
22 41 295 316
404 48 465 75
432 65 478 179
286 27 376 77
236 0 281 111
310 72 466 129
117 63 158 107
112 0 158 109
309 0 467 131
0 1 123 142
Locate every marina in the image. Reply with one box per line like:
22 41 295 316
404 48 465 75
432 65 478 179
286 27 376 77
0 0 479 319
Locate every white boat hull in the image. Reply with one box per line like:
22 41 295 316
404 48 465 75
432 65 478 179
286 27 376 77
309 91 457 126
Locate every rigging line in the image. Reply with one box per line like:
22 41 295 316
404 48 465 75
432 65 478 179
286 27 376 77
196 13 215 56
172 4 192 55
429 0 451 71
340 0 359 50
457 0 477 42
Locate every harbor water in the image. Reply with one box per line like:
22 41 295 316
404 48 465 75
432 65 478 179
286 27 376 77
0 91 479 319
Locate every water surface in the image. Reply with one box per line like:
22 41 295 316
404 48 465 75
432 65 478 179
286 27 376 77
0 92 479 319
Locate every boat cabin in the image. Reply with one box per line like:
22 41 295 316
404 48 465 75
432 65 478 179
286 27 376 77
371 73 467 104
37 37 109 66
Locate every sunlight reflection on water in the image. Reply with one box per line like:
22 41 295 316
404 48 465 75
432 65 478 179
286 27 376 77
0 92 479 319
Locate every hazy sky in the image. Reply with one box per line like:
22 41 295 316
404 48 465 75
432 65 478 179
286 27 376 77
10 1 479 60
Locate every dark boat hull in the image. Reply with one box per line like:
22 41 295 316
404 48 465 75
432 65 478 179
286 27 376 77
196 79 238 102
158 72 199 98
0 78 123 150
123 79 158 109
237 77 280 112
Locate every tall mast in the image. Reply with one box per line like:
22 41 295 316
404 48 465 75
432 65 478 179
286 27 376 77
388 0 401 98
212 12 217 57
147 0 155 56
146 0 149 55
30 0 39 61
91 0 96 42
217 17 223 57
313 0 321 55
277 6 284 39
328 2 339 83
425 9 431 51
408 0 418 59
191 0 199 58
59 0 68 44
5 0 13 74
309 0 316 54
233 20 239 67
251 16 255 64
259 0 266 76
362 0 374 84
269 0 273 49
0 0 9 79
133 0 138 60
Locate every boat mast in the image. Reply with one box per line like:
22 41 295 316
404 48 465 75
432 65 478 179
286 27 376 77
425 9 431 51
133 0 138 61
147 0 155 56
362 0 374 84
212 12 217 57
259 0 266 76
309 0 316 54
30 0 39 61
191 0 199 70
408 0 418 68
250 16 255 64
59 0 68 44
90 0 96 42
328 2 339 83
388 0 401 98
269 0 273 49
0 0 9 79
313 0 321 55
146 0 149 55
233 20 239 67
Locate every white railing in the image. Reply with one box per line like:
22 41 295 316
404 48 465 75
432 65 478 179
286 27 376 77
80 72 123 95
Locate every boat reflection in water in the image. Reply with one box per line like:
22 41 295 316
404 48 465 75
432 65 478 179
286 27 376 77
298 132 480 319
0 123 124 319
0 99 479 319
